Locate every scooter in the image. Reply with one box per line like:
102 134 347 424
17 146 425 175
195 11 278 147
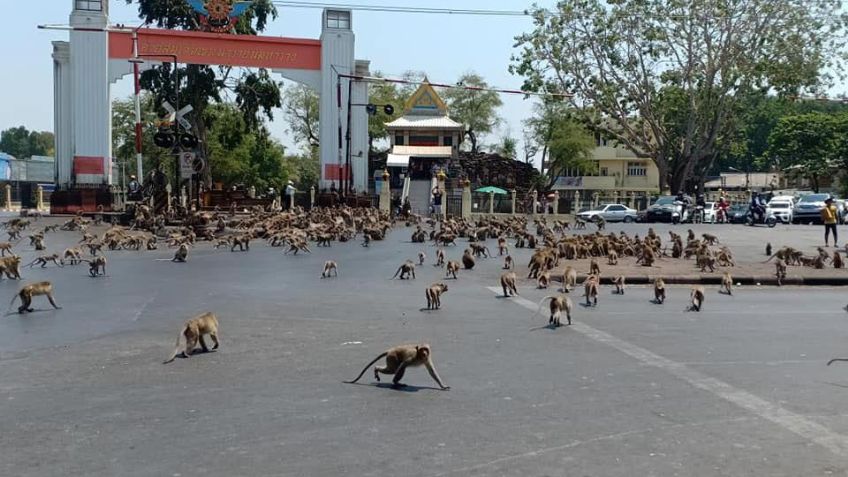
746 205 777 228
671 201 691 224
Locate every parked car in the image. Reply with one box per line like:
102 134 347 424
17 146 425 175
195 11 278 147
645 196 679 223
727 204 749 224
576 203 638 223
792 193 841 224
766 199 793 224
702 201 719 224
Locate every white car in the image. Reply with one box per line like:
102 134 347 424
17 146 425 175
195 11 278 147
766 200 793 224
702 202 719 223
577 203 639 223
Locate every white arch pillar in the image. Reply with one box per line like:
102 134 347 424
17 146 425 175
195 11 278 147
52 41 72 186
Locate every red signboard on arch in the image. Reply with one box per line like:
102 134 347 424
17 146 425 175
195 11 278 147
109 28 321 70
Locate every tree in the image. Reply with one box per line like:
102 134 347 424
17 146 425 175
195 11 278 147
767 112 839 192
282 83 320 147
544 120 596 188
443 72 503 153
0 126 54 159
493 136 517 159
511 0 847 193
112 95 172 183
367 73 404 152
127 0 281 184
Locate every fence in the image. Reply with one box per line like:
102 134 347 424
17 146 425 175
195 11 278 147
446 196 462 217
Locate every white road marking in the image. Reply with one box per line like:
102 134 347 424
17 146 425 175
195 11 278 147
487 287 848 457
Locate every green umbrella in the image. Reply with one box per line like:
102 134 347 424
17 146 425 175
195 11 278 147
475 186 508 195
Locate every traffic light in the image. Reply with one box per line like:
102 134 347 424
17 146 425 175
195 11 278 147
154 131 176 148
365 104 377 115
383 104 394 116
179 133 199 149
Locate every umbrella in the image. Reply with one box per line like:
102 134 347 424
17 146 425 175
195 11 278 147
475 186 508 195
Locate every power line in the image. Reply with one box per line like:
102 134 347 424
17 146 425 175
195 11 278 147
270 1 529 16
337 72 572 98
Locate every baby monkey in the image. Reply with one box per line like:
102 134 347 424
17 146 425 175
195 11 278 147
418 251 426 266
345 343 449 390
321 260 338 278
163 312 220 364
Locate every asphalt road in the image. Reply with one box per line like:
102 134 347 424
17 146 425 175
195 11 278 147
2 219 848 476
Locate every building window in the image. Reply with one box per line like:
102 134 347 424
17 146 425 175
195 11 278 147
627 161 647 176
395 135 404 146
600 167 608 177
326 10 351 29
443 136 453 147
409 135 439 146
75 0 102 11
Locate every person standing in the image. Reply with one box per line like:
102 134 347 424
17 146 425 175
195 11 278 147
284 180 296 210
431 186 443 219
822 197 839 247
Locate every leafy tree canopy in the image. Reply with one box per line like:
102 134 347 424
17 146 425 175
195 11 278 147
0 126 54 159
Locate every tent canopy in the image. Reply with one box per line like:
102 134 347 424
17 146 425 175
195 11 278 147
475 186 508 195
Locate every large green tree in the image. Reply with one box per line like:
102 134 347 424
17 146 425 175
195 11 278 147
112 94 173 182
281 83 320 147
127 0 281 184
0 126 54 159
767 112 840 192
442 72 503 153
511 0 847 193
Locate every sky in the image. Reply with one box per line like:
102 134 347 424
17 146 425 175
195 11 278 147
1 0 551 160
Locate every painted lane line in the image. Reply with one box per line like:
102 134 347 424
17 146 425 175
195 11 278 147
487 287 848 457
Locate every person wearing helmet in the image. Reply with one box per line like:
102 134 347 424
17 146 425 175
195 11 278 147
128 174 141 200
822 196 839 247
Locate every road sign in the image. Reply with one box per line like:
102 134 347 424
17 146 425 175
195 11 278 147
192 157 206 174
179 152 196 178
163 102 194 131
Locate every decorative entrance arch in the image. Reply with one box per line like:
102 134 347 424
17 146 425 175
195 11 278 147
52 0 369 210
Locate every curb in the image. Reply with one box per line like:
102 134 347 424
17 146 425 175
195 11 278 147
551 274 848 287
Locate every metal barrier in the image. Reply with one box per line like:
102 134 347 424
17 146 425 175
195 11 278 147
446 196 462 217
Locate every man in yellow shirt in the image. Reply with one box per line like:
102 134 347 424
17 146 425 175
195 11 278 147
821 197 839 247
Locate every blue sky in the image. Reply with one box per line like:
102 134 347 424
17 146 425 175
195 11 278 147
2 0 550 159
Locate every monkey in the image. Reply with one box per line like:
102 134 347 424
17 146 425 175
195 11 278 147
503 255 514 270
688 286 705 311
470 243 491 258
33 236 46 251
500 272 519 297
284 239 312 255
462 249 475 270
535 295 573 327
775 258 787 286
418 251 427 266
7 228 21 241
345 343 449 390
79 256 107 277
834 251 844 269
589 258 601 276
702 233 720 245
230 235 250 252
315 234 333 247
172 243 189 262
766 242 772 256
63 247 82 265
537 270 550 289
0 242 14 256
425 283 448 310
595 215 606 231
613 275 626 295
361 232 371 247
445 260 460 279
214 238 232 249
321 260 338 278
162 312 220 364
86 242 103 256
687 229 695 242
638 246 656 266
583 275 599 306
653 278 666 304
392 260 416 279
8 281 61 314
607 250 619 266
720 272 733 295
435 248 445 268
0 255 22 280
497 237 509 256
561 266 577 293
26 253 63 268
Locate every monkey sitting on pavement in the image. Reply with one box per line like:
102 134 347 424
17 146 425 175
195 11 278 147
653 278 666 304
462 249 476 270
425 283 448 310
688 286 705 311
8 281 61 314
503 255 514 270
500 272 519 297
345 343 450 390
172 243 189 262
393 260 416 279
418 251 426 266
537 270 550 289
163 312 220 364
321 260 338 278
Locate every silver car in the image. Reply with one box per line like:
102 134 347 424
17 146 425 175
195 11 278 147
577 203 638 223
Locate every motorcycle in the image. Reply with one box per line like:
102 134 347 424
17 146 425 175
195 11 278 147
746 205 777 228
671 201 692 224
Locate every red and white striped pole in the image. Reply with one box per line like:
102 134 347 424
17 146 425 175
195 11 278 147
132 29 143 181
